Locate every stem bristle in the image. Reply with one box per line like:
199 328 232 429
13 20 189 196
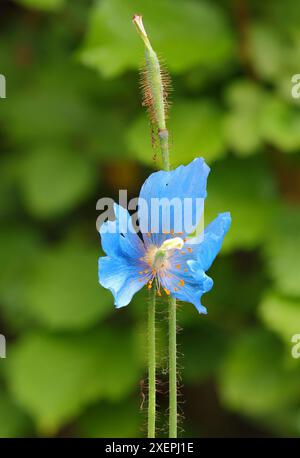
139 62 172 127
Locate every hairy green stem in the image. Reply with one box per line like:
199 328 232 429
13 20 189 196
148 289 156 438
158 129 170 172
168 296 177 438
145 45 167 132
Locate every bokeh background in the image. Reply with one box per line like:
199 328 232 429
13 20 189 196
0 0 300 438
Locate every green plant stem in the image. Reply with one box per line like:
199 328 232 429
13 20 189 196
168 296 177 438
148 288 156 438
158 129 170 172
161 124 177 438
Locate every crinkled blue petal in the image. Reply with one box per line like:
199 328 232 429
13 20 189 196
160 267 212 314
158 212 230 313
187 260 214 291
99 204 148 307
99 256 147 308
191 212 231 271
100 203 145 260
138 158 210 246
172 280 209 314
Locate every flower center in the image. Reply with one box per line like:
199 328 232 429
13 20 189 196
154 236 184 267
140 237 187 296
143 236 184 272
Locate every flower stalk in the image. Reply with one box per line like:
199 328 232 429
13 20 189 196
168 296 177 438
133 14 177 438
148 288 156 438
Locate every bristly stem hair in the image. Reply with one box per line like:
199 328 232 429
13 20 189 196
147 288 156 438
133 14 177 438
133 14 171 172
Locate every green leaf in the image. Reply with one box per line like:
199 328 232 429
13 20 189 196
25 239 112 331
6 328 143 433
248 23 286 81
259 293 300 342
263 408 300 437
205 155 277 252
77 400 141 438
257 0 300 36
223 81 267 156
0 390 32 438
0 226 43 330
79 0 234 77
204 254 267 327
16 0 65 12
1 64 96 146
127 99 226 167
224 80 300 155
265 206 300 297
86 109 130 160
182 322 228 383
19 145 97 219
219 329 300 416
0 157 19 221
248 20 300 108
261 97 300 152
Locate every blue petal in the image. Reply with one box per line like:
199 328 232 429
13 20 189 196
99 256 147 308
138 158 210 246
192 212 231 271
100 203 145 260
99 204 149 307
172 280 209 314
160 267 212 314
187 260 214 290
158 213 230 313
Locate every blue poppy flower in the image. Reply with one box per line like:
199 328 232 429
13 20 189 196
98 158 231 313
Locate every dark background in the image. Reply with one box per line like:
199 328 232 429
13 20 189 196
0 0 300 437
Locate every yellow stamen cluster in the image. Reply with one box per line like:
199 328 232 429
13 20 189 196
139 235 190 297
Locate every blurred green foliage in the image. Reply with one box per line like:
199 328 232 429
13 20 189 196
0 0 300 437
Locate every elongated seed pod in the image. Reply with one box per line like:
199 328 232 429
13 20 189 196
133 14 171 170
